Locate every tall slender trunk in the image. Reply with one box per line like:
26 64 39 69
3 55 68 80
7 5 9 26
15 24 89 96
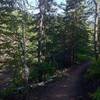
94 3 99 60
17 22 29 84
38 0 46 63
98 19 100 55
21 22 29 84
37 0 48 82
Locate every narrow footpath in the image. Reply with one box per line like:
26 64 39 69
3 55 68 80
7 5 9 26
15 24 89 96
22 62 91 100
3 62 90 100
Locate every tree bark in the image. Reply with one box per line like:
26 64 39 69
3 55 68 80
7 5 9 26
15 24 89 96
94 2 99 60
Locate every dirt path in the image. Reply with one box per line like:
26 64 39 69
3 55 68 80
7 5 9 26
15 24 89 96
0 68 12 89
4 62 90 100
24 62 90 100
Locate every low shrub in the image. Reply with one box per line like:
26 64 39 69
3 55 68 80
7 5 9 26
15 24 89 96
0 86 16 99
29 62 56 82
77 54 93 63
86 59 100 80
92 87 100 100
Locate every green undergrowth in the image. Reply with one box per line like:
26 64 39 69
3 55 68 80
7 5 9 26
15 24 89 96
29 62 56 82
85 58 100 100
0 62 56 98
77 54 93 63
0 86 16 99
92 87 100 100
86 59 100 80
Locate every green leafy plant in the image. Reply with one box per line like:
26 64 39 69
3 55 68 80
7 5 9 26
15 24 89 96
93 88 100 100
86 59 100 79
0 86 16 99
77 54 93 62
29 62 56 82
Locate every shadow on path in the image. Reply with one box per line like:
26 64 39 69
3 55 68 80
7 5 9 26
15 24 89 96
4 62 91 100
26 62 91 100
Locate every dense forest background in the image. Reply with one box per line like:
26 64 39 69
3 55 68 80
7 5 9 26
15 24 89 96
0 0 100 100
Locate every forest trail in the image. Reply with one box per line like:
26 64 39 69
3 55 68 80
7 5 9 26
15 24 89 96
0 68 12 89
1 62 91 100
25 62 90 100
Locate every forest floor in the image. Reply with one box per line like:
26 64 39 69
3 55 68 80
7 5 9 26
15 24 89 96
18 62 90 100
0 62 91 100
0 67 12 89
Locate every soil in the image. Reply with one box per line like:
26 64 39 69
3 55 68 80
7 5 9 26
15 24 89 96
4 62 91 100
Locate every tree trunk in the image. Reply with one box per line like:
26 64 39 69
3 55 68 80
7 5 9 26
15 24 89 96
94 3 99 60
38 0 46 63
